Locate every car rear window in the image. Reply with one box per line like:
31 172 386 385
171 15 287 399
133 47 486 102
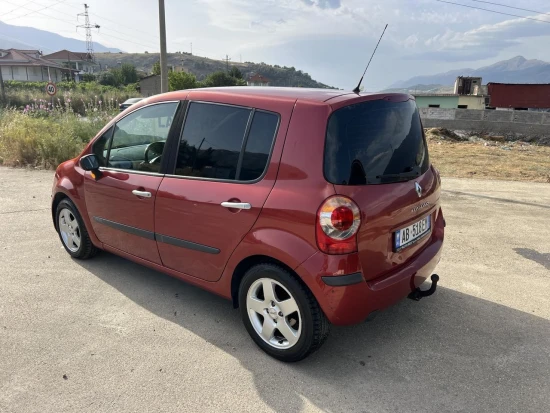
324 99 429 185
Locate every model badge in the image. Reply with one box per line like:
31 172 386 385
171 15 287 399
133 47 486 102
411 202 430 213
415 182 423 198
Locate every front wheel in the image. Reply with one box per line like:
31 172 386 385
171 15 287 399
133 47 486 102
56 199 98 260
239 264 330 362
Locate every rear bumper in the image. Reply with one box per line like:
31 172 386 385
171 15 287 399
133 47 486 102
295 213 444 326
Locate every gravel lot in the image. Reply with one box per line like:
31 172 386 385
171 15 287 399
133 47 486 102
1 167 549 413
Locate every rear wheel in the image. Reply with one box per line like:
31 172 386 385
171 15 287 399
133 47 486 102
56 199 98 260
239 264 330 362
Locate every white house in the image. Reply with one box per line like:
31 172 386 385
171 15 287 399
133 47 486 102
247 74 271 87
42 50 99 80
0 49 70 82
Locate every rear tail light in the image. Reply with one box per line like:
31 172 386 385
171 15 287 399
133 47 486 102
316 196 361 254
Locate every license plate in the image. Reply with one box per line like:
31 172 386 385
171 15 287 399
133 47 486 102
394 215 431 251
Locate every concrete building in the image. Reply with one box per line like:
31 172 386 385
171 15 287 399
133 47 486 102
415 76 488 110
0 49 70 82
414 94 486 110
247 74 270 86
454 76 483 95
42 50 99 81
139 74 161 97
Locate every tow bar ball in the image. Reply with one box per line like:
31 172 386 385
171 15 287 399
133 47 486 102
408 274 439 301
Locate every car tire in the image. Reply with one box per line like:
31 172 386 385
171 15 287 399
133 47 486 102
239 263 330 362
56 198 99 260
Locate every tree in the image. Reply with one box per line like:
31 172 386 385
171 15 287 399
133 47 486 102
80 73 96 82
203 71 246 87
229 66 243 79
168 71 198 91
98 71 119 87
152 61 161 75
120 63 138 84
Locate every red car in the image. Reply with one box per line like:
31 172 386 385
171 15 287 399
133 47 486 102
52 87 444 362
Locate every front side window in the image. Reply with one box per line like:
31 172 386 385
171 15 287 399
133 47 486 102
107 102 178 173
92 128 113 167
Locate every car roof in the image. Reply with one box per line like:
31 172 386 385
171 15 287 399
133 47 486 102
148 87 361 104
141 87 413 110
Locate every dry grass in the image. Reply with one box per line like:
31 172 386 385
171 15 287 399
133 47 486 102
427 134 550 183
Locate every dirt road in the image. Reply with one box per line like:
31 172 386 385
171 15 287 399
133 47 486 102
1 168 549 413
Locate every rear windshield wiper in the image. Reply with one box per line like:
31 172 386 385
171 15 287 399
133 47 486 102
376 167 420 180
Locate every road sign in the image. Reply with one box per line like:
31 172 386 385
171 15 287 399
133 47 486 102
45 82 57 96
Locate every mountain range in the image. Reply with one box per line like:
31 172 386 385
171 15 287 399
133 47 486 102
0 20 120 53
389 56 550 90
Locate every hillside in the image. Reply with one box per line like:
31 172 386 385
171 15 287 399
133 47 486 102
94 52 335 89
382 84 454 94
0 21 120 53
390 56 550 90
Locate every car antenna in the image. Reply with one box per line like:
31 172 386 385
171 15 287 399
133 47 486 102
353 24 388 94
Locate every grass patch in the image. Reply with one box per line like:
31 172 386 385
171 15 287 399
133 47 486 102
428 135 550 183
0 107 113 168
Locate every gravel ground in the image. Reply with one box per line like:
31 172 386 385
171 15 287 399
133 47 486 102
1 168 549 413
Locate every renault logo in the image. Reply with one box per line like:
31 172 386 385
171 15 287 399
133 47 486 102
415 182 423 198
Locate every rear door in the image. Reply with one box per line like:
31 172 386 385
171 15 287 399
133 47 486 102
84 102 179 263
154 100 287 281
324 97 439 281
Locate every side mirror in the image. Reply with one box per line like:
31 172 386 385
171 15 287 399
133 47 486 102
80 154 100 171
80 154 102 180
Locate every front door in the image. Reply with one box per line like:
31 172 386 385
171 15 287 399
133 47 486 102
155 100 287 281
84 102 179 263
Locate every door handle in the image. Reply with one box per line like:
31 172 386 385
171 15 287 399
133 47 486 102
132 190 152 198
221 202 251 210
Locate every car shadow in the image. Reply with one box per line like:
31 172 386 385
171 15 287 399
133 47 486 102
75 253 550 412
514 248 550 271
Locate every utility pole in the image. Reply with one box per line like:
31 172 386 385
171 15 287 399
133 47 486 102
224 54 231 72
158 0 168 93
77 4 100 62
0 67 5 102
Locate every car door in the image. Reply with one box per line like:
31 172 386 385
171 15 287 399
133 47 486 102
154 100 287 281
84 101 179 264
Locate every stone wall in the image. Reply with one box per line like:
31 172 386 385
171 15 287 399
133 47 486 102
420 108 550 137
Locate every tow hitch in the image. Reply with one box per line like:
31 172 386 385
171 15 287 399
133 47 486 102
408 274 439 301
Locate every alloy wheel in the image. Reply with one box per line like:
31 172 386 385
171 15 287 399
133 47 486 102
246 278 302 349
58 208 81 253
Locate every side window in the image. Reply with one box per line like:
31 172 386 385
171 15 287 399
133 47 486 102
108 102 178 173
239 111 278 181
175 102 251 180
92 128 113 167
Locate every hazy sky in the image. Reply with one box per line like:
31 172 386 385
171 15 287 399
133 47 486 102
1 0 549 90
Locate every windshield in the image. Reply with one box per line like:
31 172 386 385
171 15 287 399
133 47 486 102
324 99 429 185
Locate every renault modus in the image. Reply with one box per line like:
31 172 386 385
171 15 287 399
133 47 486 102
51 87 444 361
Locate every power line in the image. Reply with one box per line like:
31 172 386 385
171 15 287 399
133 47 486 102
469 0 550 17
1 0 79 27
3 0 67 22
2 1 37 18
436 0 550 23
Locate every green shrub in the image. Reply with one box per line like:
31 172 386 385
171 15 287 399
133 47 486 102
0 106 114 168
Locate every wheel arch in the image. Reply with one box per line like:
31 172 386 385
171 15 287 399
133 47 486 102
230 255 311 309
51 192 70 230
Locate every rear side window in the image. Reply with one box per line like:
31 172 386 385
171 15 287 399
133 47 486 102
239 111 278 181
174 102 278 181
324 99 429 185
